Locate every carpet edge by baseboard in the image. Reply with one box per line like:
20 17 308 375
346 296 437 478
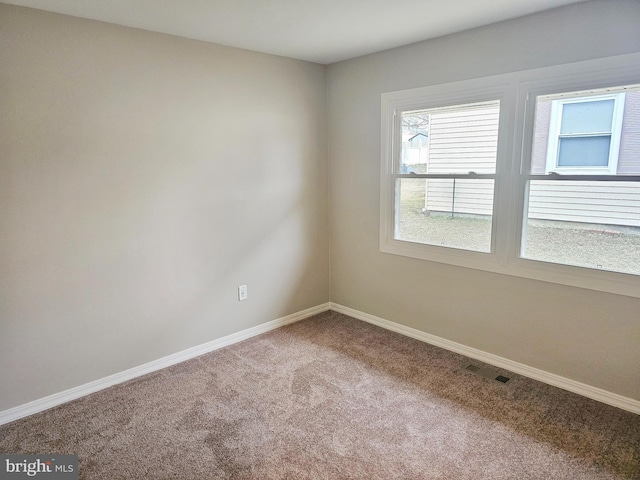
0 303 332 426
329 303 640 415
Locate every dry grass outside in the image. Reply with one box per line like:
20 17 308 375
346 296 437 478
397 180 640 276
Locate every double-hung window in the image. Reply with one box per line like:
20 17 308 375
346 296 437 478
544 93 625 175
396 100 500 253
380 80 512 270
521 84 639 278
380 53 640 297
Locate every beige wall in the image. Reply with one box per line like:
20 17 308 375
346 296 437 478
0 4 329 410
327 0 640 400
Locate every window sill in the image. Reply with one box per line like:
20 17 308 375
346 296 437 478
380 238 640 298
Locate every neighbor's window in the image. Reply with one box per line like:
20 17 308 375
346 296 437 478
523 84 640 276
396 100 500 253
542 93 625 174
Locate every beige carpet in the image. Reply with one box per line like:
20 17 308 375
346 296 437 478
1 311 639 479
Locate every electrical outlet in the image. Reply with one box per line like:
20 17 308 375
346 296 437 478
238 285 248 301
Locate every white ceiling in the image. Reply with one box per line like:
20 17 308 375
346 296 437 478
2 0 589 64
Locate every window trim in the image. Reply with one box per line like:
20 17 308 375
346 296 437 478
380 52 640 298
544 93 625 175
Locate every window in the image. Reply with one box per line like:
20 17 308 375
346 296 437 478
397 100 500 253
543 93 625 174
380 53 640 297
522 86 639 276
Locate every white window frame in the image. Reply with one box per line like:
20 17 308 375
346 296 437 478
381 79 514 271
545 93 625 175
380 52 640 298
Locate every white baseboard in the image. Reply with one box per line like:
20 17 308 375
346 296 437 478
3 301 637 425
330 303 640 415
0 303 331 426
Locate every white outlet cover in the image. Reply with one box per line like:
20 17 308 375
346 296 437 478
238 285 248 301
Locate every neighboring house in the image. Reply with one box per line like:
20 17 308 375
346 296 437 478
404 92 640 226
403 101 498 216
401 133 429 173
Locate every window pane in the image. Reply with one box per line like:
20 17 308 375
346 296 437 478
560 99 614 134
522 180 640 275
401 112 430 174
557 136 611 167
400 100 499 175
396 178 493 252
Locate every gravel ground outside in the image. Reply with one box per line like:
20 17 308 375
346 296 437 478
398 181 640 276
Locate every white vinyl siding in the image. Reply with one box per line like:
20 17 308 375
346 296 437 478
427 106 499 174
424 105 498 216
528 181 640 227
425 179 494 216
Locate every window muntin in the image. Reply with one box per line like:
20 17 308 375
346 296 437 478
394 100 500 253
